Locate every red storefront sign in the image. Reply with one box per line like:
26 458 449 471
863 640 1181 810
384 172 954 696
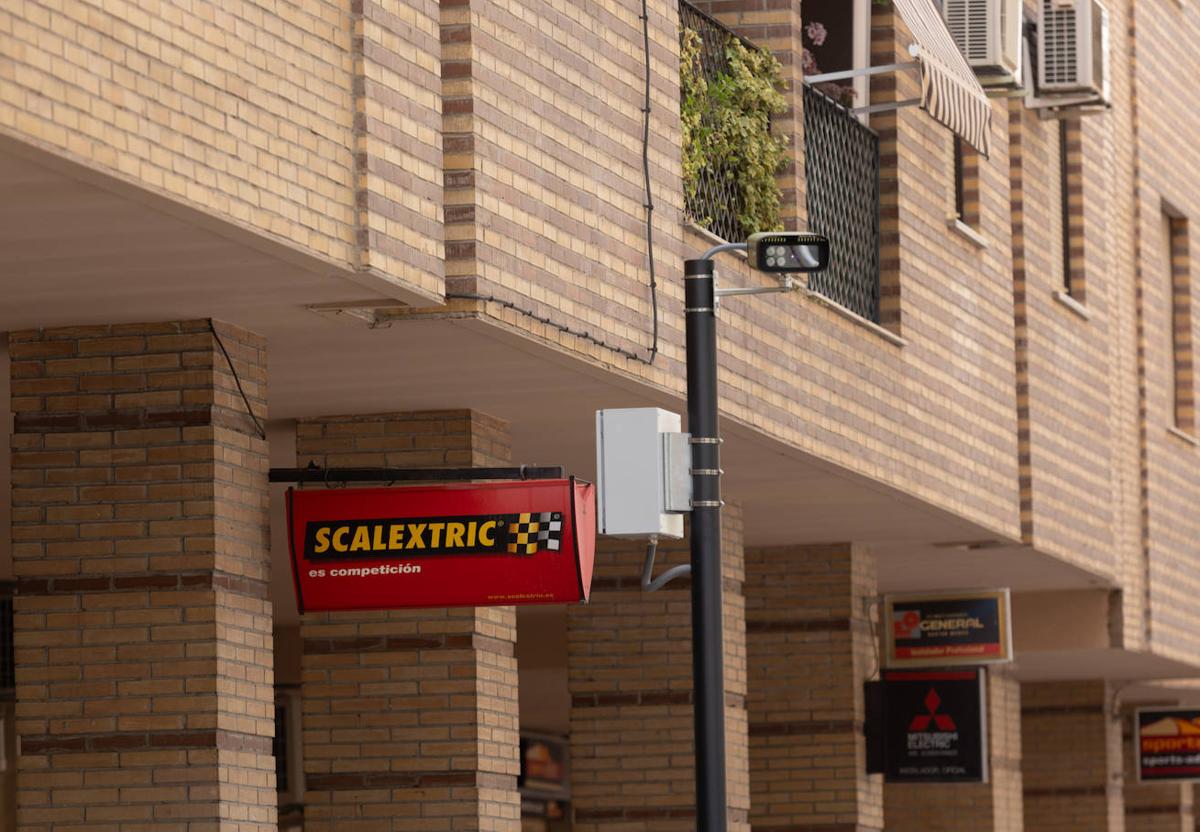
287 478 596 612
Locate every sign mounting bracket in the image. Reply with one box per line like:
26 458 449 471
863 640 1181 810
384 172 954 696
269 463 565 484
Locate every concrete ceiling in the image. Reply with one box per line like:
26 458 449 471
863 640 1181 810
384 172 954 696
0 142 1110 599
1011 648 1200 684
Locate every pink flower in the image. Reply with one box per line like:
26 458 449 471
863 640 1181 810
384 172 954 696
805 21 828 47
802 48 819 75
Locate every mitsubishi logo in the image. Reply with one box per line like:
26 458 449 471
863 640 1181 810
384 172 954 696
908 688 957 731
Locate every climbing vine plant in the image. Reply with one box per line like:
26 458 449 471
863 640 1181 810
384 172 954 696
680 27 788 238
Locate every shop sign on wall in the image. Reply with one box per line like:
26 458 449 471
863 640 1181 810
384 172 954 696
287 478 595 612
884 589 1012 667
1136 708 1200 782
875 668 989 783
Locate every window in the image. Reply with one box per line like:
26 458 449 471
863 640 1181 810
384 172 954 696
1162 206 1194 433
953 136 979 227
1059 119 1086 301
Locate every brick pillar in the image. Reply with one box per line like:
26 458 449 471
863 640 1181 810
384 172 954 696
567 506 749 832
745 543 883 832
9 320 274 831
1022 681 1124 831
1125 711 1194 832
884 667 1024 831
297 410 520 831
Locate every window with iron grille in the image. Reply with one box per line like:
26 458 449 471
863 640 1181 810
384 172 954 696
803 85 881 323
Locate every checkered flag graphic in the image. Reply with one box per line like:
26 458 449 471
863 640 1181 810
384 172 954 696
506 511 564 555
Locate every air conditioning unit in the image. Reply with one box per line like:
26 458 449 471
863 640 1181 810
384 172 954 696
1035 0 1110 106
943 0 1023 87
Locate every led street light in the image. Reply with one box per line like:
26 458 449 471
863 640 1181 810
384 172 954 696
747 232 830 273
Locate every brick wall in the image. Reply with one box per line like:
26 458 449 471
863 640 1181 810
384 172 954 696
5 0 1033 554
1022 681 1124 831
8 320 275 831
353 0 445 299
425 0 1025 547
1131 0 1200 664
296 410 520 831
567 507 749 831
0 0 447 302
745 543 882 832
1008 0 1138 610
1 1 356 266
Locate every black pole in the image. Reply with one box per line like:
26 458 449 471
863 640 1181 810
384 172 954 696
684 257 726 832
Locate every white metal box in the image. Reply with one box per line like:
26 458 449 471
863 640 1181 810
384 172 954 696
942 0 1023 87
595 408 687 538
1037 0 1109 101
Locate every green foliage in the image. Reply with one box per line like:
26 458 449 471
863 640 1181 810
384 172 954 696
680 28 788 237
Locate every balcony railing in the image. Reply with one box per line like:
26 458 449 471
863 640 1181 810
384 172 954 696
803 85 881 323
679 1 781 244
679 2 746 243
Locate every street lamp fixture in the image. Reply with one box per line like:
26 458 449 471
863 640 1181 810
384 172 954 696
684 232 830 832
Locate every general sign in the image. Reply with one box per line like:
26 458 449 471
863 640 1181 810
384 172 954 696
287 478 596 612
884 589 1012 667
1136 708 1200 782
877 668 988 783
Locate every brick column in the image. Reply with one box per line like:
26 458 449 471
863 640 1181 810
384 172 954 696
745 543 883 832
1022 681 1124 831
1125 711 1194 832
884 667 1024 831
567 506 749 832
9 320 274 831
296 411 520 831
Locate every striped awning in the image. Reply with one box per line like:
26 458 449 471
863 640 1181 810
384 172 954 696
891 0 993 156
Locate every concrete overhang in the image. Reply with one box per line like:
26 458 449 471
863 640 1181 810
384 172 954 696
1011 648 1200 684
0 141 1115 601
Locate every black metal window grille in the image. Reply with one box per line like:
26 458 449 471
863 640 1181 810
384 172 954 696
0 594 13 690
803 85 881 323
679 1 758 244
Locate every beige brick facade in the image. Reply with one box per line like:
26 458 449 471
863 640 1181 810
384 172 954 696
0 0 359 269
745 543 882 832
567 508 749 831
295 411 520 831
3 0 1200 828
8 320 274 832
1022 681 1125 831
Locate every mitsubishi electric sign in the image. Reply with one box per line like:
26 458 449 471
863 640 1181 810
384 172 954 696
884 590 1012 667
877 668 988 783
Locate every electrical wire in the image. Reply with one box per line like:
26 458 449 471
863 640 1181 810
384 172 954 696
209 320 267 440
641 535 691 592
443 292 654 364
639 0 660 363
